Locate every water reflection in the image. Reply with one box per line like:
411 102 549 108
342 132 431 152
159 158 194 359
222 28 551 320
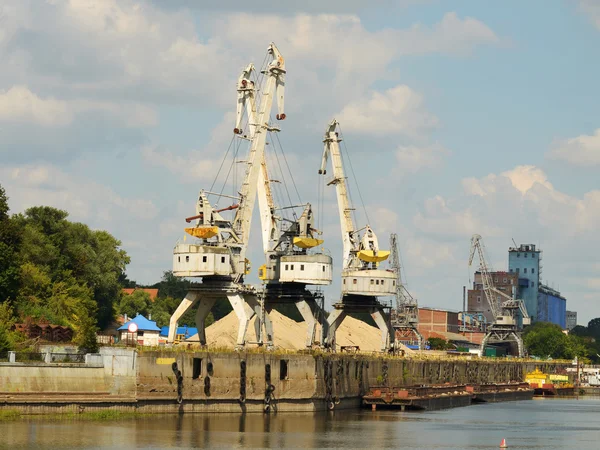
1 398 600 449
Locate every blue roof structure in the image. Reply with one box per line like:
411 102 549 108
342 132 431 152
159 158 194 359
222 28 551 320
117 314 161 332
160 325 198 339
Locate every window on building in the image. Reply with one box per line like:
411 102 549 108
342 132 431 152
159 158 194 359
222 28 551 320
353 279 357 284
393 281 396 286
509 268 513 272
285 264 289 270
532 253 536 258
494 278 498 283
186 256 189 262
178 256 180 262
517 253 520 257
524 253 528 258
322 266 325 272
381 280 385 285
300 264 305 271
370 280 374 285
376 280 380 285
477 296 481 303
524 268 527 274
503 278 507 283
202 256 207 263
532 268 535 274
290 265 294 270
221 256 226 263
516 268 520 274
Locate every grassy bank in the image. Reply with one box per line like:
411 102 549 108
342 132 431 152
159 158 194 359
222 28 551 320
0 409 149 421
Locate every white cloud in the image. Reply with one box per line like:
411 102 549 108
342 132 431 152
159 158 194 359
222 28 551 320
335 85 438 137
0 85 71 126
548 128 600 166
412 165 600 320
463 165 553 197
394 143 449 174
578 0 600 29
0 85 158 128
3 163 158 222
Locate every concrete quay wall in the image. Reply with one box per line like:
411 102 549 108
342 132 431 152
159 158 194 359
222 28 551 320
0 349 570 414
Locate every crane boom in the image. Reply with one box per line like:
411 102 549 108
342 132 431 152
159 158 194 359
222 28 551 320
320 119 356 268
230 43 286 260
469 234 530 324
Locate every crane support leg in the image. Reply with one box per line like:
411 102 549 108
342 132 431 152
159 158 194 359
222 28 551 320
295 299 324 348
194 296 217 345
480 332 490 357
247 295 274 348
511 331 524 358
371 309 391 352
326 309 346 352
168 291 201 344
227 293 257 348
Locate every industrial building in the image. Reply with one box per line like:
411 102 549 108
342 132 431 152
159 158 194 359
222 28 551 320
508 243 568 329
466 243 571 329
467 271 519 324
566 311 577 330
508 244 541 319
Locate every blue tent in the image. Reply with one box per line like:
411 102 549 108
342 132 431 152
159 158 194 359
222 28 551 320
117 314 161 332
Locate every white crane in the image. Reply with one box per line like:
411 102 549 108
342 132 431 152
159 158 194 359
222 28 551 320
168 43 287 347
319 119 396 351
468 234 530 357
234 49 332 348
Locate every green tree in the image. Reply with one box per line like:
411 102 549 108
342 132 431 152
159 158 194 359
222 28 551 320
428 337 452 350
570 325 589 337
523 322 570 359
0 184 21 303
14 206 130 328
118 290 151 319
0 326 10 354
587 318 600 340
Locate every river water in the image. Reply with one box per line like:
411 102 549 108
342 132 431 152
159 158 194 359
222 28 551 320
1 397 598 449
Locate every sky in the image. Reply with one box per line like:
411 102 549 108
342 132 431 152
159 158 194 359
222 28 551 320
1 0 600 325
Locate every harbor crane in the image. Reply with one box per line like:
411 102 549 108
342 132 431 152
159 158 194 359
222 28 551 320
468 234 531 357
389 233 423 350
167 43 287 347
319 119 396 351
233 48 332 348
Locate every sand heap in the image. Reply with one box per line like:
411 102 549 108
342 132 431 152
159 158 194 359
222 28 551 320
186 310 398 352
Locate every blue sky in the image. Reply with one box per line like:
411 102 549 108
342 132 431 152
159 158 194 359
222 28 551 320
1 0 600 324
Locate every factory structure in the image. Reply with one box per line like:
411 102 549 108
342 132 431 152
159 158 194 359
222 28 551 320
468 243 574 330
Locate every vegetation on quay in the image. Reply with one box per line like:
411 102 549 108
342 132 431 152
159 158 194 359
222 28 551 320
0 409 150 421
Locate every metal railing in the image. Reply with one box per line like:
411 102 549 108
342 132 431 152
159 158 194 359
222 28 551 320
48 352 85 363
15 352 44 362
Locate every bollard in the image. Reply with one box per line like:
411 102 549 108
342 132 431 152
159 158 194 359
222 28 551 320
8 351 15 363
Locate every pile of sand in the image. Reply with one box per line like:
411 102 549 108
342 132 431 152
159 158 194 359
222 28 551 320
186 310 396 352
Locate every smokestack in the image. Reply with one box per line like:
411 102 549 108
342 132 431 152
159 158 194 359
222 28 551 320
124 313 128 322
462 286 466 333
148 313 152 320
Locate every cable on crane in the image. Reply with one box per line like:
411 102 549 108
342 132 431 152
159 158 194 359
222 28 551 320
337 123 371 226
